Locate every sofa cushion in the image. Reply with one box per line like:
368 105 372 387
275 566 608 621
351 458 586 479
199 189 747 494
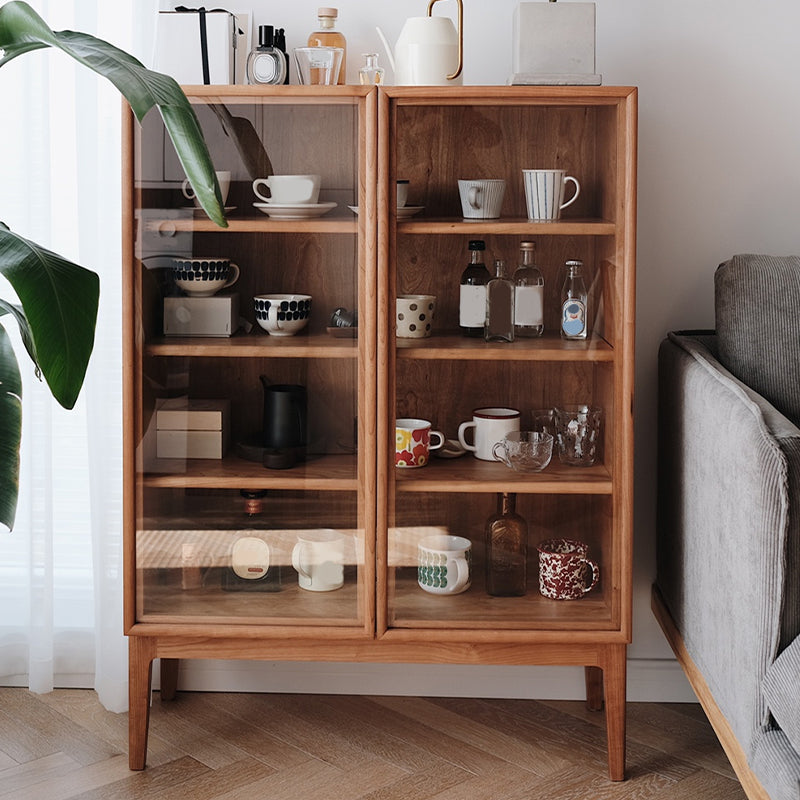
715 254 800 427
763 636 800 757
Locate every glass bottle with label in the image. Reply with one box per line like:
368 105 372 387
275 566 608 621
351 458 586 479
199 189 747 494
485 492 528 596
359 53 384 85
560 259 588 340
513 241 544 337
308 7 346 84
459 240 491 337
485 259 514 343
247 25 288 85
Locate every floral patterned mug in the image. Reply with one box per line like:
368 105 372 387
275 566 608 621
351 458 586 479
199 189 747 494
395 418 445 468
537 538 600 600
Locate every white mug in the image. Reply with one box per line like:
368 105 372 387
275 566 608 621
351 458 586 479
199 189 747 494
397 179 409 208
253 174 321 205
417 535 472 595
182 170 230 207
522 169 580 220
458 179 506 219
458 407 521 461
291 529 345 592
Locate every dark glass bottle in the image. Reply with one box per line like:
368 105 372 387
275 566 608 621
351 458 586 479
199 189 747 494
485 492 527 596
459 240 491 337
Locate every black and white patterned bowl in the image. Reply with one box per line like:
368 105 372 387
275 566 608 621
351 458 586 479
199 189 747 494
171 257 239 297
254 294 312 337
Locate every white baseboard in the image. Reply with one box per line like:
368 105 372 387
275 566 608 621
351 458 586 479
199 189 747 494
162 657 697 703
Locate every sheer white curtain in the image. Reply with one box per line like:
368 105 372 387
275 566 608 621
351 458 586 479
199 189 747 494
0 0 157 711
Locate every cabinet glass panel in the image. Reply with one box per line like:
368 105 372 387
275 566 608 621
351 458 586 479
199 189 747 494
128 90 374 629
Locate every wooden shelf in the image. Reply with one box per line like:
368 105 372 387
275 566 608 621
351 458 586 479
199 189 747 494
145 331 357 358
144 215 357 234
397 217 616 236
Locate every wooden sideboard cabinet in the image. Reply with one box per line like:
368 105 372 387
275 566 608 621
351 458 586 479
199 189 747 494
123 85 636 779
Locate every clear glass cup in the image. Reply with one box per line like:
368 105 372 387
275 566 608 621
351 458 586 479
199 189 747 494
554 406 602 467
293 46 344 85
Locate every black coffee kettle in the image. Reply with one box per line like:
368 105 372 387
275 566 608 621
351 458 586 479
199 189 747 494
260 377 307 468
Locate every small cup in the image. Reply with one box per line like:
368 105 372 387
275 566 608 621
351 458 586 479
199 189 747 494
417 534 472 595
458 179 506 219
291 529 345 592
537 538 599 600
252 174 321 205
396 294 436 338
522 169 580 220
293 46 344 85
171 257 239 297
254 294 312 337
395 418 445 468
457 407 520 461
554 405 602 467
532 408 556 437
397 179 409 208
492 431 553 473
182 170 231 207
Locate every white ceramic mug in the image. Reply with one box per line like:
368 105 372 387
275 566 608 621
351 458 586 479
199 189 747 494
417 534 472 595
396 294 436 338
457 407 521 461
254 294 312 337
291 529 345 592
395 418 445 468
458 179 506 219
522 169 580 220
182 170 230 207
537 538 599 600
252 174 321 205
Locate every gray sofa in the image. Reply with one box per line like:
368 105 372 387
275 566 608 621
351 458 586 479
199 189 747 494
655 254 800 800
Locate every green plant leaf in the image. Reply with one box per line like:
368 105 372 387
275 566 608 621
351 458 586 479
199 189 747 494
0 323 22 531
0 227 98 410
0 1 227 227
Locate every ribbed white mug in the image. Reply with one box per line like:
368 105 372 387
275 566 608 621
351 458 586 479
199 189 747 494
458 179 506 219
523 169 580 220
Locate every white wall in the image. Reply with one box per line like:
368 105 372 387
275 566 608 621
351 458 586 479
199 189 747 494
155 0 800 701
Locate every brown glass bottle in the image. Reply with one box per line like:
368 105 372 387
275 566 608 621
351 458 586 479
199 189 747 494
485 492 527 596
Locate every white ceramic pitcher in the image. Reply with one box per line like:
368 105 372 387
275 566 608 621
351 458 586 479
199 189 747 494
377 0 463 86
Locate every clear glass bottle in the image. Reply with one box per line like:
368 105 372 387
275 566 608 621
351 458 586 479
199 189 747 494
485 492 528 597
485 259 515 343
308 7 346 84
359 53 384 85
459 240 491 337
560 259 588 340
246 25 288 85
513 241 544 337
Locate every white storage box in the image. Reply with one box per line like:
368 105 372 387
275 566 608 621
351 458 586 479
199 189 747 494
154 9 250 85
164 293 240 337
510 2 601 85
156 398 230 460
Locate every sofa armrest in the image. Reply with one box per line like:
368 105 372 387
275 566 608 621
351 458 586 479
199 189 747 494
657 332 800 754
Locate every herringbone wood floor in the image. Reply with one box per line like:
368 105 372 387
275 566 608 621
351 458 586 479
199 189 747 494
0 687 746 799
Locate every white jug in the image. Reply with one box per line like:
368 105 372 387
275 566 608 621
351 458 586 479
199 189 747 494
377 0 463 86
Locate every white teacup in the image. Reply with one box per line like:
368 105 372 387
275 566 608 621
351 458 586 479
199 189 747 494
522 169 580 220
291 529 345 592
417 534 472 595
252 174 321 205
254 294 312 337
458 407 521 461
458 179 506 219
171 257 239 297
182 170 231 207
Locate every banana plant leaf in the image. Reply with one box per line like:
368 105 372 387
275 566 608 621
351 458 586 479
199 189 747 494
0 0 227 227
0 323 22 531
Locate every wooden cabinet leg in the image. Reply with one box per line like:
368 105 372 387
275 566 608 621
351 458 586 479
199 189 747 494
128 636 157 770
600 644 627 781
160 658 179 701
585 665 604 711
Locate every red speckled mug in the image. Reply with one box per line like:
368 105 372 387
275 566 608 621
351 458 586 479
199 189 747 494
537 538 599 600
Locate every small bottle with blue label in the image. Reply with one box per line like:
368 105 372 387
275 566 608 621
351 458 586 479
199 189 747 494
560 259 588 340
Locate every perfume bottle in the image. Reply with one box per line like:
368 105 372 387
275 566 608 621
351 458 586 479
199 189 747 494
274 27 290 84
485 259 515 343
513 241 544 337
560 259 588 340
359 53 384 85
308 7 347 84
485 492 528 597
459 240 491 337
247 25 288 85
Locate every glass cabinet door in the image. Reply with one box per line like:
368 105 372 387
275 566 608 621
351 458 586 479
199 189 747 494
124 88 376 634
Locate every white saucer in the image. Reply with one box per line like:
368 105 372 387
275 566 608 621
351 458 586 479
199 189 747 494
253 201 336 220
